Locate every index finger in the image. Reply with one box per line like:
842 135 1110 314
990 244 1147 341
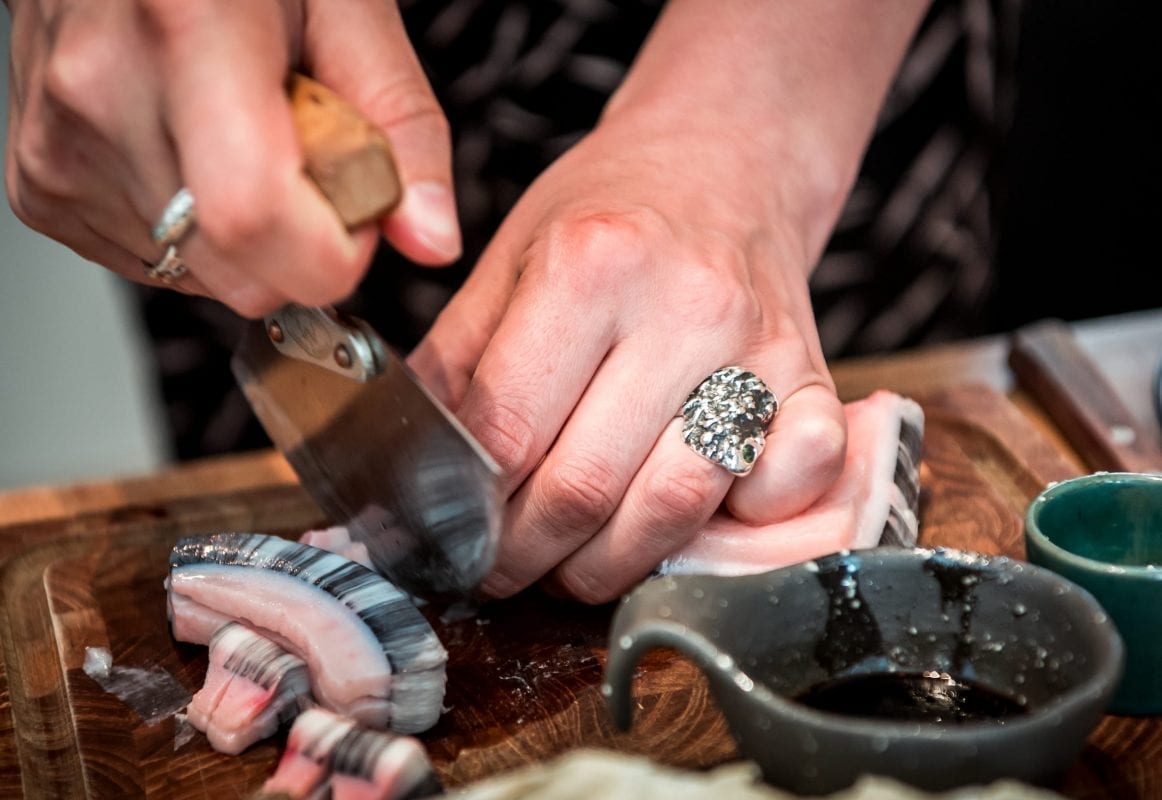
147 0 374 317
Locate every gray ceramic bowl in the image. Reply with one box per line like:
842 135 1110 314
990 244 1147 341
604 547 1123 795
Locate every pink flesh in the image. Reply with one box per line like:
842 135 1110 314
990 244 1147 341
168 569 393 726
662 390 921 575
282 710 433 800
206 677 280 754
262 749 329 799
262 710 350 797
185 624 309 754
329 774 389 800
168 590 233 644
299 526 374 570
185 666 230 738
368 738 435 799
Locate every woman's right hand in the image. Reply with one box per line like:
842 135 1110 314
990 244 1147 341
4 0 460 317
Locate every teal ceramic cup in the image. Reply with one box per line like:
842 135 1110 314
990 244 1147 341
1025 472 1162 715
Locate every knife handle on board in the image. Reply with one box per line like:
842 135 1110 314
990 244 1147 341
1008 318 1162 474
287 73 402 229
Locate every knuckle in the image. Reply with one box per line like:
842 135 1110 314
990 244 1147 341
538 456 622 534
12 119 72 202
539 210 656 297
6 165 43 230
466 394 541 480
646 463 719 528
361 77 449 138
670 253 759 332
553 566 620 606
792 410 848 478
196 187 279 255
139 0 205 36
287 242 366 307
42 34 116 123
482 569 527 601
8 187 47 233
219 284 282 320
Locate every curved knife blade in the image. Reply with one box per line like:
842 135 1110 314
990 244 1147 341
232 306 501 599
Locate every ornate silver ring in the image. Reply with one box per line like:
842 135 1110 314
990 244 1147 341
680 366 778 476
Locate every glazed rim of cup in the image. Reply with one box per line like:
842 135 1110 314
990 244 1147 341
1025 472 1162 579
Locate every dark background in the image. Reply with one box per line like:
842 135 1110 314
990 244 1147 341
135 0 1161 460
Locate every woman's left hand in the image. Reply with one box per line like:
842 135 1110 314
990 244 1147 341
409 111 847 603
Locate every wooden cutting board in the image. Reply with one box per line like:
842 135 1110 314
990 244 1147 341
0 385 1155 799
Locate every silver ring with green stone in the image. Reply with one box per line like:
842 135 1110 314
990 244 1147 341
680 366 778 476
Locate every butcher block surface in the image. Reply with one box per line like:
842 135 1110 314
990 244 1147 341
1 385 1157 799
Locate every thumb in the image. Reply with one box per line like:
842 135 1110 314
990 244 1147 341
302 2 461 265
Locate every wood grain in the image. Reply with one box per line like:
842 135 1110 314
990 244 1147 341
288 73 401 228
0 385 1159 799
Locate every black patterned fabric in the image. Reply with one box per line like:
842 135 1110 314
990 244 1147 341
135 0 1161 459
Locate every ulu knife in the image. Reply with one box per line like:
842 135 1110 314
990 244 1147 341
231 75 502 600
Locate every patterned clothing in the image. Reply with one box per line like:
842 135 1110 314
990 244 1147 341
136 0 1160 459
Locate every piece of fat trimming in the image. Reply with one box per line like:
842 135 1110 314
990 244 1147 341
259 708 442 800
186 622 312 754
167 533 447 733
660 390 924 576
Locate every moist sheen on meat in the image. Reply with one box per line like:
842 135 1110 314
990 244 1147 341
186 622 313 754
167 533 447 733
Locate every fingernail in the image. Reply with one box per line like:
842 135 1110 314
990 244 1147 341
401 181 462 261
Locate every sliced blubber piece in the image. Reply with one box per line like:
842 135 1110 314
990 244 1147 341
186 622 312 754
260 708 441 800
167 534 447 733
660 390 924 576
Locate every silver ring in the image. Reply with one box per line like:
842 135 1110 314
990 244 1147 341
680 366 778 476
144 245 189 284
146 187 195 283
152 187 196 246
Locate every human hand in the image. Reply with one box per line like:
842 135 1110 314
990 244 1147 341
409 110 849 604
4 0 459 317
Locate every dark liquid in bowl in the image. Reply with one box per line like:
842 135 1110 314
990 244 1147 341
797 672 1028 723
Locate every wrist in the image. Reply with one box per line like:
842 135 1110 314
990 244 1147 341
599 0 928 270
597 93 845 276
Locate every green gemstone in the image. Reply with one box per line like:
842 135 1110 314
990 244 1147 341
742 443 756 463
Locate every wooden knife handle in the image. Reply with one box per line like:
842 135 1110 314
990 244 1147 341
287 73 402 229
1008 318 1162 473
